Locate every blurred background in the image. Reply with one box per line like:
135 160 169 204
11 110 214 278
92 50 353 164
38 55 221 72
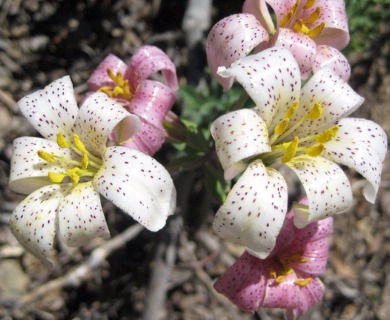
0 0 389 319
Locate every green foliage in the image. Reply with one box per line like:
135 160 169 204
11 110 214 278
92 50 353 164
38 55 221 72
346 0 390 54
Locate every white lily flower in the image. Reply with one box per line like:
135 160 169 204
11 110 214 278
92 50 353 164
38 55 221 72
9 76 176 265
211 47 387 258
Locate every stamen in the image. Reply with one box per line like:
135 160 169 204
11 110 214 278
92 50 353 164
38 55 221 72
303 0 315 9
294 278 312 286
308 22 325 38
305 144 324 157
57 132 69 148
73 134 87 153
98 68 133 100
303 7 320 24
48 171 66 183
282 137 299 163
280 0 300 27
275 275 285 284
293 20 310 35
307 102 322 121
315 125 339 144
37 150 55 163
274 119 289 137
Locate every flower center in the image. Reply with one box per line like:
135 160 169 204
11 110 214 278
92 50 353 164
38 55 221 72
269 253 312 287
37 132 102 185
261 101 339 164
279 0 325 38
98 68 133 101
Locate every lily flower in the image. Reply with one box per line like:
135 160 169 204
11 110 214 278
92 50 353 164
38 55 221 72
9 76 176 265
214 201 333 320
206 0 350 91
87 45 179 155
211 47 387 258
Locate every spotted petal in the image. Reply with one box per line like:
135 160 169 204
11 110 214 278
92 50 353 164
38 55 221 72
17 76 78 141
206 13 269 91
213 160 288 258
314 0 349 49
262 272 325 320
217 47 300 129
274 28 317 80
94 147 176 231
125 45 178 91
214 251 268 313
58 181 110 247
290 67 364 139
9 184 65 266
242 0 276 33
285 155 352 228
323 118 388 203
9 137 74 195
312 45 350 81
211 109 271 180
73 93 140 156
87 54 127 91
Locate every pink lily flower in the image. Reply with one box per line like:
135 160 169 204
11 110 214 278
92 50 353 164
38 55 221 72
214 201 333 319
206 0 350 91
87 45 179 155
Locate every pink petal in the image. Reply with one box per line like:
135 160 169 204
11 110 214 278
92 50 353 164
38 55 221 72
314 0 349 49
206 13 269 91
273 28 317 80
264 0 297 25
125 45 178 92
313 45 350 81
214 251 269 313
118 119 165 156
87 54 127 91
129 80 176 127
263 273 324 320
242 0 276 34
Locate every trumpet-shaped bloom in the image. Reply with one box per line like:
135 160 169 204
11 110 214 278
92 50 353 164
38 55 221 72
87 45 179 155
9 76 176 265
211 47 387 258
214 202 333 320
206 0 350 90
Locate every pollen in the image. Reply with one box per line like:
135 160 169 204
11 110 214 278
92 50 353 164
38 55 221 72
316 125 339 144
305 143 324 157
307 102 322 121
294 278 312 287
282 137 299 163
57 132 69 148
48 171 66 183
37 150 55 163
97 68 133 100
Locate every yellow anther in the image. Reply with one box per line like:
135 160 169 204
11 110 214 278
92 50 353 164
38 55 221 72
66 167 81 185
287 253 308 264
99 68 133 100
305 144 324 157
315 125 339 144
294 278 312 287
37 150 55 163
303 7 320 24
48 171 66 183
107 68 118 83
285 101 299 118
308 22 325 38
293 20 310 35
307 102 322 121
73 134 87 153
282 136 299 163
280 12 293 27
56 132 69 148
275 275 285 284
281 266 293 276
280 0 300 27
303 0 315 9
80 152 89 169
270 271 277 279
274 119 289 136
